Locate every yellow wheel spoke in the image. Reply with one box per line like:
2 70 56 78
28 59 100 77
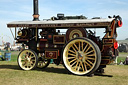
23 63 27 67
75 61 79 71
74 43 79 51
24 55 28 58
80 61 84 72
71 61 77 67
68 53 76 57
79 42 80 51
30 53 32 57
69 58 77 64
68 57 75 59
77 63 80 71
68 50 76 54
21 58 26 60
87 57 95 60
82 42 83 51
30 61 34 64
84 62 87 71
21 60 26 62
87 54 95 57
85 61 92 68
85 46 91 53
85 50 94 55
87 60 94 66
83 43 88 52
72 46 77 52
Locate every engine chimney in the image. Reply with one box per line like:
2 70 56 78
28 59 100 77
33 0 39 21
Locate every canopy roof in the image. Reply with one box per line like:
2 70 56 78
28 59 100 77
7 18 114 28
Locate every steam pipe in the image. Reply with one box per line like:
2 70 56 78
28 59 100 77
33 0 39 21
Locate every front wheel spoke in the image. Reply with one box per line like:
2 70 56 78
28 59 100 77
69 58 77 64
24 55 28 58
21 60 26 63
21 59 26 61
25 63 29 67
23 62 27 66
74 43 79 51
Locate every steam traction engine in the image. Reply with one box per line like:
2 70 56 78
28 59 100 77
7 0 122 76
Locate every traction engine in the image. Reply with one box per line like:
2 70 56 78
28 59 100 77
7 0 122 76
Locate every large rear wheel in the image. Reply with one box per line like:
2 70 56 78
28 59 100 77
63 38 101 76
17 49 38 70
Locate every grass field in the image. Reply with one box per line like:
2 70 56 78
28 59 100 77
0 51 128 85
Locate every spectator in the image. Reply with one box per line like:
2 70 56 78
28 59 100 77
119 60 124 65
124 56 128 65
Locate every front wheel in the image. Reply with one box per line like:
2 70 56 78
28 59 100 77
17 49 38 70
63 38 101 76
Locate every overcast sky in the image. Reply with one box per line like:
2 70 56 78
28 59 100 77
0 0 128 45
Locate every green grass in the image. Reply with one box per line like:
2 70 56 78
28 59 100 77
0 62 128 85
10 51 20 62
0 51 128 85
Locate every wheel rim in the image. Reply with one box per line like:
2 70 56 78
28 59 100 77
63 39 97 75
37 54 50 68
18 50 37 70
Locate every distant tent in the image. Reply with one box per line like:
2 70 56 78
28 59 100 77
118 43 128 52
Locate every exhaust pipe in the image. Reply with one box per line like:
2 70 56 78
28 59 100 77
33 0 39 21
